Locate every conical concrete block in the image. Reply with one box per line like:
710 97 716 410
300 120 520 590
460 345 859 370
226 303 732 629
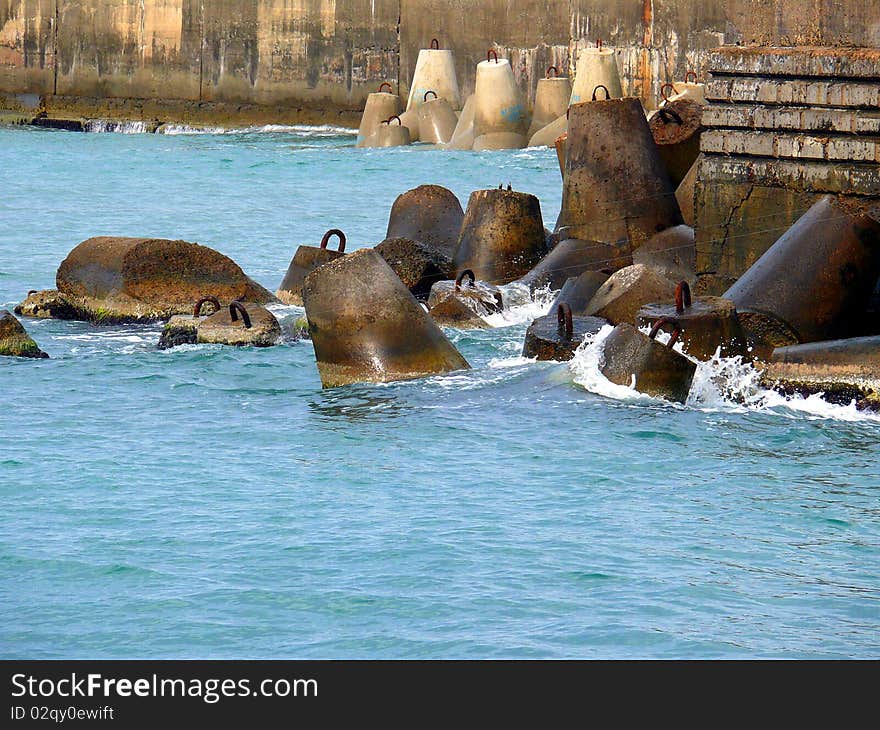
302 249 470 387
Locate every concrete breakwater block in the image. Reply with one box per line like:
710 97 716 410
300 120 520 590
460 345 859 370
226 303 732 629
0 310 48 358
372 116 412 147
18 236 275 324
648 98 704 188
527 72 571 140
516 238 625 293
585 264 677 326
600 323 696 403
522 304 606 361
557 97 683 255
632 225 696 285
760 335 880 409
385 185 464 258
453 188 547 284
446 94 477 151
637 282 749 361
406 44 461 114
569 46 623 104
724 195 880 348
374 237 452 300
277 229 347 306
418 92 458 144
551 270 611 315
158 300 281 350
528 113 567 149
428 295 490 329
302 249 470 388
472 54 528 150
357 86 401 147
427 271 503 316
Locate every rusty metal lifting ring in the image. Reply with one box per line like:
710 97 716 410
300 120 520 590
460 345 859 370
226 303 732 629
675 281 692 314
660 82 676 102
487 49 499 63
424 90 438 102
383 115 402 126
320 229 346 252
649 317 681 349
430 38 440 50
557 302 573 339
592 84 610 101
193 295 221 317
546 65 559 78
658 107 683 125
685 70 698 83
378 82 393 93
597 39 603 50
455 269 476 291
229 301 252 329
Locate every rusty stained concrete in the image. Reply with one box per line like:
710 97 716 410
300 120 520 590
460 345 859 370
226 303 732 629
1 1 879 123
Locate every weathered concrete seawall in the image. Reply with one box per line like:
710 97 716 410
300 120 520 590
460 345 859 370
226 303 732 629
2 1 879 125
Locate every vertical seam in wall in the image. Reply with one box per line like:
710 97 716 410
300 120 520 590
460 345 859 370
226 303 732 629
198 1 204 102
53 0 59 96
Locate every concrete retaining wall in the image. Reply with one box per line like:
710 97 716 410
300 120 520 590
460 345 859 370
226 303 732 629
3 1 879 124
696 46 880 294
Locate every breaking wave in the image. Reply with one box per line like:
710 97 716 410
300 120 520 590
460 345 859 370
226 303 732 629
84 119 153 134
157 123 357 136
568 325 880 422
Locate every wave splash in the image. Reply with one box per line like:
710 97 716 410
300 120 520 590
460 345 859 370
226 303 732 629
569 325 880 422
157 123 357 136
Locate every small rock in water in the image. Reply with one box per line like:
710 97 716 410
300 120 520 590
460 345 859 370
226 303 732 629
0 309 49 358
15 289 87 320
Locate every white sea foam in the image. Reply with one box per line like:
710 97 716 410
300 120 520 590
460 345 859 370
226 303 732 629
569 324 880 422
482 282 555 328
84 119 152 134
157 123 357 136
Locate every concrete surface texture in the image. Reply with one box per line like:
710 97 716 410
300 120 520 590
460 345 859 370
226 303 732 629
696 45 880 295
2 1 879 124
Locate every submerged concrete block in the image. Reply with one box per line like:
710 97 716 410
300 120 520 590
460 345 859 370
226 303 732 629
600 323 696 403
0 310 48 358
277 230 347 306
303 249 470 388
522 304 605 361
761 335 880 408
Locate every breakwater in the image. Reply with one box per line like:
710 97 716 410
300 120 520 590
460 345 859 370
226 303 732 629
2 1 878 125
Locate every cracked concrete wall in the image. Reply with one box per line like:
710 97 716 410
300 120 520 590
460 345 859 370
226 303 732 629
2 1 878 120
695 45 880 294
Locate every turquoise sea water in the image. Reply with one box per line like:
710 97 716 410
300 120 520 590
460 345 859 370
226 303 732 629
1 124 878 659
